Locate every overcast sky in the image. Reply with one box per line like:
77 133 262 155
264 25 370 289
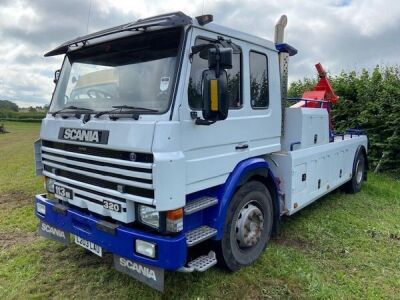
0 0 399 107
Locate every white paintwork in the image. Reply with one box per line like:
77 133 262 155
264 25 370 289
37 15 368 224
191 19 277 52
267 134 367 215
281 108 329 151
40 117 157 153
179 26 281 194
53 181 135 223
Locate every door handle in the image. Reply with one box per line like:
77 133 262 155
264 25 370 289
235 144 249 150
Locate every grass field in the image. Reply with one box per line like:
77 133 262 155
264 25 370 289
0 121 399 299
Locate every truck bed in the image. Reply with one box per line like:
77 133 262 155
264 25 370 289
267 134 368 215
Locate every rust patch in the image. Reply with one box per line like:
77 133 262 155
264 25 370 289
0 190 32 209
0 231 37 250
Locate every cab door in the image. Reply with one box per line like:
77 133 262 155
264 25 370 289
179 28 281 194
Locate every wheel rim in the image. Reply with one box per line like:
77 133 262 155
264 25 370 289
235 202 264 248
355 159 364 184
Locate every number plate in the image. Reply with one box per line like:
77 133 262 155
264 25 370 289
103 199 122 213
74 236 102 257
54 184 73 200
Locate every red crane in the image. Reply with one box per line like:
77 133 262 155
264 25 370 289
291 63 338 140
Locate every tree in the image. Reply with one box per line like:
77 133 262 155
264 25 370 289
0 100 18 111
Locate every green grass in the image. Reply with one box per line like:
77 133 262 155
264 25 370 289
1 121 399 299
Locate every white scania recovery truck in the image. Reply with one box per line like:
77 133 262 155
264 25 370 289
34 12 368 291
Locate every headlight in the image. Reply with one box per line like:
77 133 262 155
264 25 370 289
45 177 55 193
135 239 156 258
138 205 159 229
36 202 46 215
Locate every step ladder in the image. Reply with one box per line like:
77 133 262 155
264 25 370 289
178 251 217 273
186 225 217 247
184 196 218 215
180 196 219 272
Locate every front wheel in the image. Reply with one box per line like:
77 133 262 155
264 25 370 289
216 181 273 271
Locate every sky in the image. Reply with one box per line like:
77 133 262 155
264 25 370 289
0 0 399 107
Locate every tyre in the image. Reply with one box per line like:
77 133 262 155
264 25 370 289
345 151 366 194
216 181 273 271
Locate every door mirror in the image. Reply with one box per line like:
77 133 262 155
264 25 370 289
191 44 233 76
190 44 233 125
207 47 232 71
199 69 229 124
53 69 61 84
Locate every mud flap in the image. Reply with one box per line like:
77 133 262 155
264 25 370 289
113 255 164 292
38 221 70 245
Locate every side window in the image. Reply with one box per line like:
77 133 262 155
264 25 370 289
188 37 242 109
249 51 269 108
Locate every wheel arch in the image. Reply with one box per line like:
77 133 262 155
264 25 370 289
214 157 280 240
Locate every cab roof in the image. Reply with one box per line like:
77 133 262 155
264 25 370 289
44 11 277 57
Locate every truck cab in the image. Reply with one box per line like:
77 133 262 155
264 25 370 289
34 12 367 291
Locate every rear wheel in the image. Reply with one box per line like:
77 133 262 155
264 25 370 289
216 181 273 271
345 151 366 193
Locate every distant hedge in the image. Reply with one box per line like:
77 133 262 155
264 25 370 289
0 110 46 121
288 65 400 173
0 118 43 123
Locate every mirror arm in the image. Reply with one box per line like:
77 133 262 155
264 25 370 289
195 117 216 126
214 47 221 78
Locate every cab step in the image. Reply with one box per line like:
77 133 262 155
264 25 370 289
188 251 217 272
178 251 217 273
186 226 217 247
184 196 218 215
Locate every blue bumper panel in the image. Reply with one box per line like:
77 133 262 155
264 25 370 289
35 194 187 270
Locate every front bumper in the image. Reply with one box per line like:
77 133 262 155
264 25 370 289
35 194 187 271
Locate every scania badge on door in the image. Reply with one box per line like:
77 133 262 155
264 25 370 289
58 128 109 144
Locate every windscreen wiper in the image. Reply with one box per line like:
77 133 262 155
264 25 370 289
94 105 159 118
51 105 94 117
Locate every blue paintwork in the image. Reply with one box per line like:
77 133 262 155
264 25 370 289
183 185 222 232
36 157 280 270
275 43 298 56
35 194 187 270
184 157 280 240
346 128 366 137
213 157 277 239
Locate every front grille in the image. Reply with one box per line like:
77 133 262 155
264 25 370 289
42 140 153 163
44 165 154 199
41 140 154 223
54 180 127 202
42 151 151 173
43 158 152 185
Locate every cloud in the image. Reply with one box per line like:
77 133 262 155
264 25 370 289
0 0 399 106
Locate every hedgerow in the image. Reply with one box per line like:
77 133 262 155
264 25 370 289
288 65 400 173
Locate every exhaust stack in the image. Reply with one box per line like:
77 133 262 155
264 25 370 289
274 15 297 135
275 15 289 105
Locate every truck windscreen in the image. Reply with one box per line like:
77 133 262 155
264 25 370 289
50 28 182 115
